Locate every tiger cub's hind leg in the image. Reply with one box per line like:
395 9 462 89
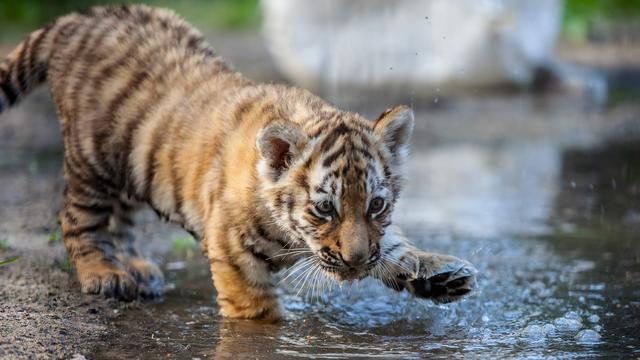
60 180 139 300
110 197 164 297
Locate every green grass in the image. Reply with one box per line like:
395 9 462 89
564 0 640 41
55 255 74 273
0 256 19 267
47 228 62 246
0 0 260 39
0 238 9 251
172 235 198 254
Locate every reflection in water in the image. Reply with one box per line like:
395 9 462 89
399 141 561 238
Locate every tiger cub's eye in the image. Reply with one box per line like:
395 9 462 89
315 200 334 216
369 197 385 214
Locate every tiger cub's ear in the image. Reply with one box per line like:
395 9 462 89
256 120 308 181
374 105 414 165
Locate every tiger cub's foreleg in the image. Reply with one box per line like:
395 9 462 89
373 226 477 304
205 223 282 322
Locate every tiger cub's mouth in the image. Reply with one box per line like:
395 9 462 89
317 252 380 282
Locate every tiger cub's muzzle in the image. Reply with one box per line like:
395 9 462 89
317 245 380 281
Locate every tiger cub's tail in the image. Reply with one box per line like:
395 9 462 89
0 24 60 113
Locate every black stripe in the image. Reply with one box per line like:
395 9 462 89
119 215 135 227
245 244 270 263
0 82 19 105
16 35 32 92
63 155 111 196
118 201 134 212
63 220 109 238
187 229 200 241
383 242 402 256
296 173 309 193
322 146 345 167
320 123 353 152
149 202 171 222
169 136 185 221
29 24 53 75
69 201 113 214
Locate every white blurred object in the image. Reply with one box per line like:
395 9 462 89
261 0 563 94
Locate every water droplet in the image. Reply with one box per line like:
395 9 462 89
576 329 601 343
564 311 581 320
521 324 545 338
543 323 556 336
553 317 582 332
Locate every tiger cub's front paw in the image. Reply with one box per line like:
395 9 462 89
399 254 477 304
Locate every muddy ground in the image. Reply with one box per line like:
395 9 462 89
1 30 640 359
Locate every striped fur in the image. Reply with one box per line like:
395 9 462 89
0 5 475 321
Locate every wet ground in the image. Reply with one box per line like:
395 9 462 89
1 33 640 359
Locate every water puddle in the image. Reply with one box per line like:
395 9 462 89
91 138 640 359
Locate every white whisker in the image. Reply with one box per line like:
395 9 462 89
279 256 315 283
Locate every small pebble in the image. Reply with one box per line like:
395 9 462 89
166 261 187 271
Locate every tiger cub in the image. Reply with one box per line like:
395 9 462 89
0 5 476 321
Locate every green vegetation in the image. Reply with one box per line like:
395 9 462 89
0 0 260 40
0 256 19 267
564 0 640 41
2 1 640 43
55 255 74 272
48 228 62 246
172 235 198 254
0 238 9 251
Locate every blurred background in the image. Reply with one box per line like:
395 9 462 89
0 1 639 359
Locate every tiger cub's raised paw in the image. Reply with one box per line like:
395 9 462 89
398 254 477 304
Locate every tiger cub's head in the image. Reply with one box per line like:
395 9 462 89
257 105 413 281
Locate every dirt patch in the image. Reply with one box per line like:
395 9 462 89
0 249 113 359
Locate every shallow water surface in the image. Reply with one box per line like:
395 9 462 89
92 134 640 359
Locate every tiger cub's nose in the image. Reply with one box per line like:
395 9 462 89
341 251 368 269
